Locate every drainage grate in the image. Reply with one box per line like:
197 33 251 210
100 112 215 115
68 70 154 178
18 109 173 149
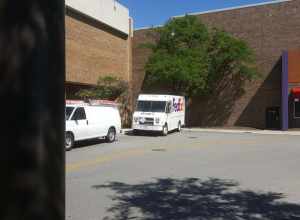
152 148 166 152
188 136 198 139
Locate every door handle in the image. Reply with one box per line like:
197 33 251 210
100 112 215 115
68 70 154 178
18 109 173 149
86 120 89 125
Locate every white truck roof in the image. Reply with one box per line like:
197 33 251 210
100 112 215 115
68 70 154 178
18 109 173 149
138 94 184 101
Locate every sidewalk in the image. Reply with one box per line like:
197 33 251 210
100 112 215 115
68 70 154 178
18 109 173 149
183 128 300 136
122 127 300 136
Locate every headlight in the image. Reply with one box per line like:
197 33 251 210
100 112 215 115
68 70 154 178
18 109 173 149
155 117 160 124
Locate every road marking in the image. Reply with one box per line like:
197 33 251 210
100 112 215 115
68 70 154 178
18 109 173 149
66 137 289 173
66 148 147 172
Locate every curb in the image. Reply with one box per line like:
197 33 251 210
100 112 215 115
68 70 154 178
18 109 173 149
121 128 132 134
182 128 300 136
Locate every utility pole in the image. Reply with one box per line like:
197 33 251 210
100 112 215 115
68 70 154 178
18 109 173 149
0 1 65 220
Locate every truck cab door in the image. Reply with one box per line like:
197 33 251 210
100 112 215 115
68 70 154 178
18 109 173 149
166 101 174 130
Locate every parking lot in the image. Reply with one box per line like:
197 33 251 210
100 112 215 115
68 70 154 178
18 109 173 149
66 130 300 220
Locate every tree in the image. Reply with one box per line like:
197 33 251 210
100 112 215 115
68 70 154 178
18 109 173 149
143 15 258 97
207 28 257 92
76 76 131 127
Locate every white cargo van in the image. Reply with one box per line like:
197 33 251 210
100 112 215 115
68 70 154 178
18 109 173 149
65 100 121 150
132 94 185 136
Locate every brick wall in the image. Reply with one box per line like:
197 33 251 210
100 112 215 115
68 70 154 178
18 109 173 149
288 49 300 83
66 8 132 86
133 0 300 129
288 49 300 128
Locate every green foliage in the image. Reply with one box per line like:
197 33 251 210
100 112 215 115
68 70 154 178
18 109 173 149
143 15 258 97
208 29 257 86
76 76 128 100
76 76 131 127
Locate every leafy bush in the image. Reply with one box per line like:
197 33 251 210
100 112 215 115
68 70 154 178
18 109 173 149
76 76 131 127
76 76 128 100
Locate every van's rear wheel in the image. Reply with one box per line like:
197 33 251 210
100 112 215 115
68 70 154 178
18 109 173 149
133 129 140 135
177 121 182 132
162 124 168 136
65 132 74 151
106 127 116 143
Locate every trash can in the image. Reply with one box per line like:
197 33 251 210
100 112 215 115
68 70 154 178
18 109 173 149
266 107 281 130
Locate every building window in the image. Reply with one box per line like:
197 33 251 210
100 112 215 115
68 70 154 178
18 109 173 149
295 100 300 118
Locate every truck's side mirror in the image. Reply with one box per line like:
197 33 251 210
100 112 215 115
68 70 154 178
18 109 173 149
166 103 171 114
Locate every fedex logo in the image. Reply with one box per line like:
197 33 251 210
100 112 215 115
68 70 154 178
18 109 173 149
173 98 184 112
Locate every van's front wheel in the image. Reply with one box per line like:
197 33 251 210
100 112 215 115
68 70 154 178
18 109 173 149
65 132 74 151
106 127 116 143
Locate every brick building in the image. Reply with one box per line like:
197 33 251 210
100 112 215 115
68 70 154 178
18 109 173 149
132 0 300 129
65 0 133 98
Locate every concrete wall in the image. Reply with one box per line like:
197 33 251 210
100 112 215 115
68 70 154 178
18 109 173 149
65 0 130 35
133 0 300 129
66 8 132 88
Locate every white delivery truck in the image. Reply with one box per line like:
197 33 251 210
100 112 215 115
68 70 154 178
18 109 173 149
65 100 121 150
132 94 185 136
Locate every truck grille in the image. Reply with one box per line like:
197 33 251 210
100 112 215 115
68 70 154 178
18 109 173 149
140 117 154 125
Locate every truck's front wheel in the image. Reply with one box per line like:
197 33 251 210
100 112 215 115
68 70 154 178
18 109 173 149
162 124 168 136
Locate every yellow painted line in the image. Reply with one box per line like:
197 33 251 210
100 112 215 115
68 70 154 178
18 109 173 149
66 137 283 173
66 148 146 172
65 140 249 172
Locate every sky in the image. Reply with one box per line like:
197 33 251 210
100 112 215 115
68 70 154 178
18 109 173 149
119 0 282 29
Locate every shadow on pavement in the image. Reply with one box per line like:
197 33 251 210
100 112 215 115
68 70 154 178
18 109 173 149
93 178 300 220
124 130 161 137
124 129 178 137
73 138 107 149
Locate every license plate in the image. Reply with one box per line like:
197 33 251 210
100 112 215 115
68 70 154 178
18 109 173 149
139 125 148 129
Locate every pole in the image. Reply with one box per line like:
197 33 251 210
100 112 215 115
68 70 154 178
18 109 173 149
0 1 65 219
282 51 289 131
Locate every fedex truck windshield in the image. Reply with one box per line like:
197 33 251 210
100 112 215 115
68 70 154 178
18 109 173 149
136 101 166 113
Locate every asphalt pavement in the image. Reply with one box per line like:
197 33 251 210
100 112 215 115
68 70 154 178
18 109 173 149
66 130 300 220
